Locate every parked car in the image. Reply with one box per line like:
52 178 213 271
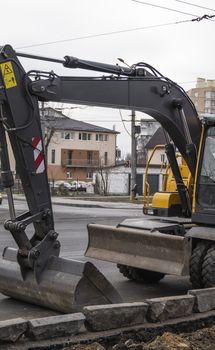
70 181 87 192
50 181 72 190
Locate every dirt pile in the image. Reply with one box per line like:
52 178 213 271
144 332 190 349
63 326 215 350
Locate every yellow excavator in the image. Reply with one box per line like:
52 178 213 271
144 147 193 217
0 44 214 313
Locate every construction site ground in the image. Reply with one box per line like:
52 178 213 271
66 325 215 350
64 326 215 350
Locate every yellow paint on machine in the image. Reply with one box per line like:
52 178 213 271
152 192 181 208
0 61 17 89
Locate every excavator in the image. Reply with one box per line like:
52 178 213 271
0 44 214 313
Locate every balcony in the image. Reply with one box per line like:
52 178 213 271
62 159 99 168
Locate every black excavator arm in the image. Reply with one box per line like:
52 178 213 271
0 44 201 282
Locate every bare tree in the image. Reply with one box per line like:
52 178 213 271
40 105 67 161
94 156 111 196
44 125 56 157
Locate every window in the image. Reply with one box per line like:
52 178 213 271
104 152 108 166
205 108 211 114
79 132 91 141
67 150 73 166
205 108 211 113
96 133 109 141
197 127 215 207
61 131 74 140
87 151 93 165
87 171 93 179
205 108 215 114
205 91 215 99
51 149 55 164
66 171 73 179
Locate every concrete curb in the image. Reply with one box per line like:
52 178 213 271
0 318 27 343
188 287 215 313
26 313 85 340
83 302 148 331
1 287 215 345
145 295 195 322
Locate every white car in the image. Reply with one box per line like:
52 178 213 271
70 181 87 192
50 181 72 190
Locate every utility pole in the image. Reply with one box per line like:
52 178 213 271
130 110 137 201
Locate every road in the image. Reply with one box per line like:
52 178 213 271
0 200 191 320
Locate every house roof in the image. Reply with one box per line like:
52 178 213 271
43 107 119 134
145 127 166 149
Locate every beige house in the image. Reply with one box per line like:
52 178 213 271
44 108 119 182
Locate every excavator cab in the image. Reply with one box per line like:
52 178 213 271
192 120 215 224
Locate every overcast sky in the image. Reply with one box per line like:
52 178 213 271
3 0 215 157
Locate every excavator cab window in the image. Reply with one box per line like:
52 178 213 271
197 126 215 207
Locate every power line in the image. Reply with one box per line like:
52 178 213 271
15 21 190 49
16 14 214 50
131 0 215 22
172 0 215 13
131 0 198 17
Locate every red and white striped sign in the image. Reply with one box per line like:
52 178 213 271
32 136 45 174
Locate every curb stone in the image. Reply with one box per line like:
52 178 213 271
27 313 85 340
188 287 215 313
83 302 148 331
145 295 195 322
4 288 215 344
0 318 27 343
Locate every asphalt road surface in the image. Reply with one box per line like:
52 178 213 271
0 200 191 320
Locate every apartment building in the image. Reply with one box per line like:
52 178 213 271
44 108 119 182
187 78 215 115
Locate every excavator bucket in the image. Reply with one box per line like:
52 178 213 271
0 247 122 313
86 223 192 276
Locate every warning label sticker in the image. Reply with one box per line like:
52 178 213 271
0 61 17 89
